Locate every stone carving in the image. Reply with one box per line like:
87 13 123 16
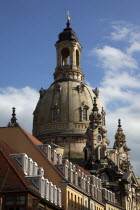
89 97 102 128
8 107 19 127
39 88 46 98
77 83 85 93
92 88 99 97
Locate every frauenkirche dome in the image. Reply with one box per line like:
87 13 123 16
33 17 104 160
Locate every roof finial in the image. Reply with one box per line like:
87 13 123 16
67 11 70 21
118 119 121 128
67 11 70 28
8 107 19 127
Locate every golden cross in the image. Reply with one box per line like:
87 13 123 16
67 11 70 21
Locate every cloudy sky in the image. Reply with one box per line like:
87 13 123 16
0 0 140 176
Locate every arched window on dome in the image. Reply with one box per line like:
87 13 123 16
83 108 87 121
80 104 89 121
52 105 59 121
76 49 80 66
61 48 70 66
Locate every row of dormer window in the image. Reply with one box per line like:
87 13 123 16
36 143 116 205
11 153 62 208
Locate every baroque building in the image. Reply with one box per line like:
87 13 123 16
32 15 140 210
33 15 102 161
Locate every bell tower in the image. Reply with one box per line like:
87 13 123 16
54 12 84 82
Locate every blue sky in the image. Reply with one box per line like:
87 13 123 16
0 0 140 89
0 0 140 175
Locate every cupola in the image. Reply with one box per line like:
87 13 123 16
54 12 84 83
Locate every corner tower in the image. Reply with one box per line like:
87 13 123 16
33 15 103 162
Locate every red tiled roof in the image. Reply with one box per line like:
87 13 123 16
0 139 30 192
75 164 91 175
16 127 91 178
22 128 43 146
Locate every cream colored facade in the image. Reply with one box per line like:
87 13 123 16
106 203 120 210
95 203 104 210
66 186 83 210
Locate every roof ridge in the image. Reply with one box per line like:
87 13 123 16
19 126 42 146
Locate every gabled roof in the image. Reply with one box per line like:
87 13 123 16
0 139 30 192
0 126 92 190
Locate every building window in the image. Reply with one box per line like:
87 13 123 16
80 105 89 121
83 108 87 120
5 196 25 210
78 197 80 209
52 105 59 121
75 195 76 208
71 193 73 206
85 200 87 207
68 191 70 205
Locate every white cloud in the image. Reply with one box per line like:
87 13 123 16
102 72 140 89
127 41 140 54
110 22 140 43
90 22 140 176
111 25 131 41
93 46 138 71
0 87 39 132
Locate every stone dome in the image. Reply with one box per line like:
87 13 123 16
33 80 102 155
33 20 103 160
